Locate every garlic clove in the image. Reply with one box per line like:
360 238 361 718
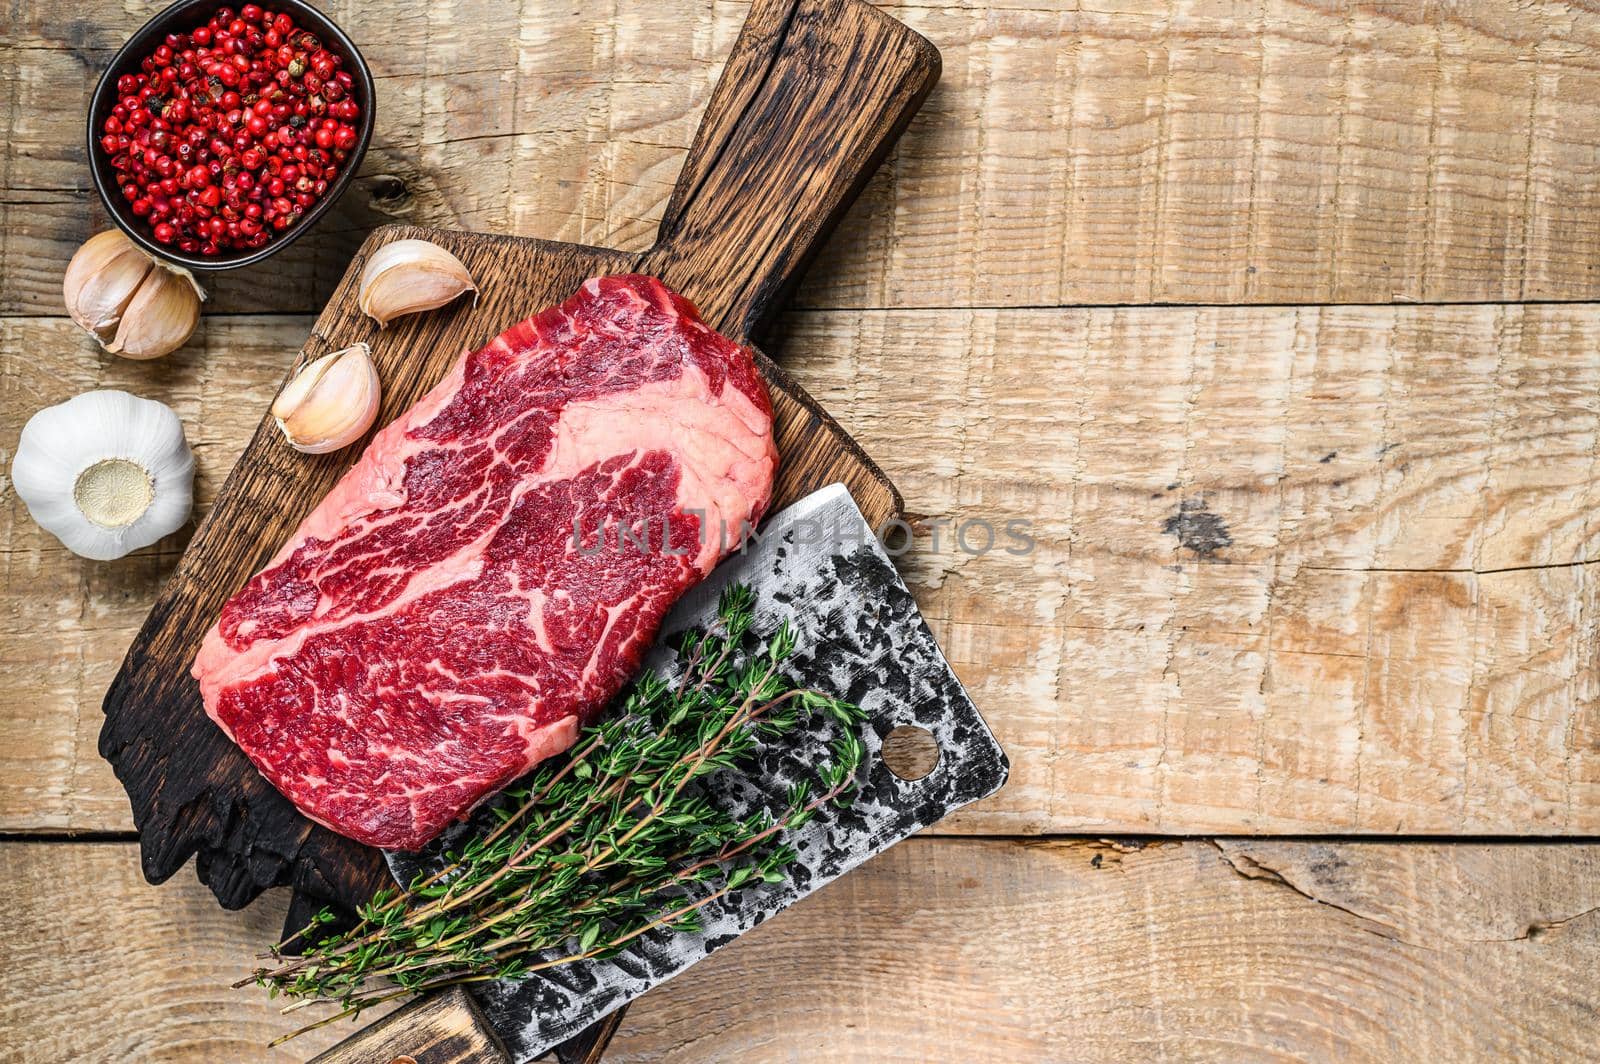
357 238 477 327
11 390 194 561
105 259 204 360
63 229 155 342
272 343 382 454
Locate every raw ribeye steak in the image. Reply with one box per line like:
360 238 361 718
192 274 777 850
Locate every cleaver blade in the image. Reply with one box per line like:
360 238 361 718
382 482 1009 1061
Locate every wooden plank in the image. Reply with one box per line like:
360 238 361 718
9 302 1600 837
1 316 305 835
777 302 1600 834
611 837 1600 1061
6 0 1600 316
3 838 1597 1061
0 841 397 1061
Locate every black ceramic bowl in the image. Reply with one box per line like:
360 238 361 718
87 0 375 272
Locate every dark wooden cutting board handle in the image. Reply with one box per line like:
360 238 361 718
637 0 938 345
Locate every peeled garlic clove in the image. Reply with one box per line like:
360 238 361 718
106 260 204 360
357 238 477 327
10 390 194 561
63 230 155 342
272 343 381 454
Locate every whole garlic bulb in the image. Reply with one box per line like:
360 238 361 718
272 343 382 454
11 391 195 561
62 230 204 359
358 238 477 326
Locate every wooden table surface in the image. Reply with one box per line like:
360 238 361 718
4 0 1600 1059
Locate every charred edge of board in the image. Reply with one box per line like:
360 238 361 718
100 646 389 918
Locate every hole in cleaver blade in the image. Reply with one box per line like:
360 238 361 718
385 483 1009 1063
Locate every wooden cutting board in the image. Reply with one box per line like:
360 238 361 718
99 0 937 945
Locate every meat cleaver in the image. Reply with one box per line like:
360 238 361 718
314 483 1009 1061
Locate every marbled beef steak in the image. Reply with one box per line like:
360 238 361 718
192 275 778 850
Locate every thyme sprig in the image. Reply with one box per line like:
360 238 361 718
241 584 866 1044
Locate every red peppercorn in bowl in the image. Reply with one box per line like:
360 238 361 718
87 0 374 271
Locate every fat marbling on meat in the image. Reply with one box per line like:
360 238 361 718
192 274 777 850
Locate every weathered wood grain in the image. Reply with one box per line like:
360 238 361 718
1 316 307 836
6 0 1600 316
611 837 1600 1062
778 301 1600 834
4 838 1597 1062
0 841 397 1061
636 0 937 342
7 1 1596 1059
10 301 1600 838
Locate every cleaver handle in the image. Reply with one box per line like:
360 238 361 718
312 986 625 1064
636 0 940 347
310 987 507 1064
